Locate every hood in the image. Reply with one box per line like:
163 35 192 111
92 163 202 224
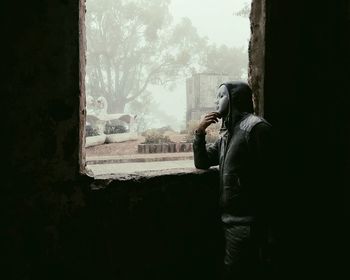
219 81 254 132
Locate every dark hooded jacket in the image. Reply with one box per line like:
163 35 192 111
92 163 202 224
193 82 272 224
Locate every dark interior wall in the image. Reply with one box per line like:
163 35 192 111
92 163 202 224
2 171 222 280
264 0 349 278
0 1 221 279
0 0 349 279
2 0 80 183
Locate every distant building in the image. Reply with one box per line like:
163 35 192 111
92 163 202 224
186 73 229 125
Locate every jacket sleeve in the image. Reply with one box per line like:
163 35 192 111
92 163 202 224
193 132 220 169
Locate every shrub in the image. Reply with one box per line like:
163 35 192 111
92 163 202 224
180 129 188 134
141 126 174 137
206 121 221 143
86 125 99 137
157 125 174 134
142 129 172 144
104 124 128 134
185 119 221 143
184 120 198 143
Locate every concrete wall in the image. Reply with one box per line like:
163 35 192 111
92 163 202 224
186 73 228 124
1 0 349 279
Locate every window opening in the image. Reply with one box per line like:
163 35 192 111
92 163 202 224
82 0 252 176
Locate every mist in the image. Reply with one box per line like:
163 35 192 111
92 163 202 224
85 0 251 132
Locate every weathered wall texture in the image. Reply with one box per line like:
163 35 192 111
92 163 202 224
2 170 222 280
249 0 266 115
1 1 221 279
1 0 349 279
2 0 80 184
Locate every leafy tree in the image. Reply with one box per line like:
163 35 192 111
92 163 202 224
233 1 251 17
86 0 206 113
201 44 248 80
86 0 250 121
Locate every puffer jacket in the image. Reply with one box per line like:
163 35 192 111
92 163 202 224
193 82 272 223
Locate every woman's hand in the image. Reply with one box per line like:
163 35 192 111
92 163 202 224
196 112 221 134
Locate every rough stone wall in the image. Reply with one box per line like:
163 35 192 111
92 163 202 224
3 171 222 280
0 1 221 279
2 0 80 184
0 0 349 279
248 0 266 115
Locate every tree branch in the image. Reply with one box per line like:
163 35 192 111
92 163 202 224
126 62 169 103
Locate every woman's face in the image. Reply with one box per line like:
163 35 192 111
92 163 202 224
215 85 229 117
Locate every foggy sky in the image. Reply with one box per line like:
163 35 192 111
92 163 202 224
170 0 251 48
151 0 251 130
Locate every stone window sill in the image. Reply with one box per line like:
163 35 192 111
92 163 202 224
83 165 219 183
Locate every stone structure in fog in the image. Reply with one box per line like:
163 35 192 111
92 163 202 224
186 73 229 125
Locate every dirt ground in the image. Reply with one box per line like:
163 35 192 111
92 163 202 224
86 132 187 157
